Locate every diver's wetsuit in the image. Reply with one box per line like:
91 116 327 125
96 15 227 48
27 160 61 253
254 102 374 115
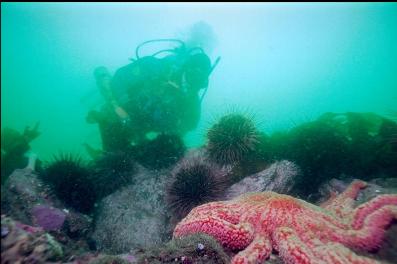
89 49 210 152
87 105 132 152
111 55 204 140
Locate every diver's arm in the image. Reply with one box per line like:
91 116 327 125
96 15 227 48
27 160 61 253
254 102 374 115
94 67 130 120
106 90 129 120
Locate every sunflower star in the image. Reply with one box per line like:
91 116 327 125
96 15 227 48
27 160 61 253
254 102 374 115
173 180 397 264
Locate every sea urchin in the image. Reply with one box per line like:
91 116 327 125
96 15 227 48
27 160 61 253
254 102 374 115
40 153 96 213
166 156 229 219
207 113 259 165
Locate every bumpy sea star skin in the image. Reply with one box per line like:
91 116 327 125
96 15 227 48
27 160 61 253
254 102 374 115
173 180 397 264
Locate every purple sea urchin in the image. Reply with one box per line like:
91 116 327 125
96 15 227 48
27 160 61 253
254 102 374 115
166 156 229 219
207 114 259 165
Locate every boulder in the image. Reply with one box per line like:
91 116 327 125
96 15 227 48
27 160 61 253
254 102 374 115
225 160 300 200
92 165 172 254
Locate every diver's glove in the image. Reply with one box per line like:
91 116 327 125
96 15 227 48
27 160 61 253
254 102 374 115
114 105 130 120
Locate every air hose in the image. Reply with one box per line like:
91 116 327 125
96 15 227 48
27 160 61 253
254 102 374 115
135 39 185 59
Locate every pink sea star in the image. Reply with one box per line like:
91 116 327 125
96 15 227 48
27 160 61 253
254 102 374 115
173 180 397 264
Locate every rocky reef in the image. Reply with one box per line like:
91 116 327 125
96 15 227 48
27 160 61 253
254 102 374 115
1 167 94 261
136 234 230 264
1 112 396 264
1 215 63 263
92 165 173 254
225 160 300 200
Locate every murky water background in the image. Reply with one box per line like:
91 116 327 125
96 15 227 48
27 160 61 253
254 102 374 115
2 2 397 160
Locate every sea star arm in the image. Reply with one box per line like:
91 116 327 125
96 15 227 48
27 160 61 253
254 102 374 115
312 242 384 264
273 226 384 264
328 204 397 251
173 216 254 251
231 235 272 264
321 180 367 218
182 202 242 224
352 194 397 229
272 227 316 264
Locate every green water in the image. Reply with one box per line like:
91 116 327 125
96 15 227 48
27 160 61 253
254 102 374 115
2 2 397 161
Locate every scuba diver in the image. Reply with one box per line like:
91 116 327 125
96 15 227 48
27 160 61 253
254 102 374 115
86 39 220 152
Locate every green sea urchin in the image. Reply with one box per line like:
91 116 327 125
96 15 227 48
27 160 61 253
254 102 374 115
207 113 259 165
166 156 229 219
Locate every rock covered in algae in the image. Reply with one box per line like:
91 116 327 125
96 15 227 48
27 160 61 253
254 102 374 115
1 168 50 225
225 160 300 200
136 233 230 264
31 205 67 231
92 165 173 254
1 215 63 263
2 167 93 233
